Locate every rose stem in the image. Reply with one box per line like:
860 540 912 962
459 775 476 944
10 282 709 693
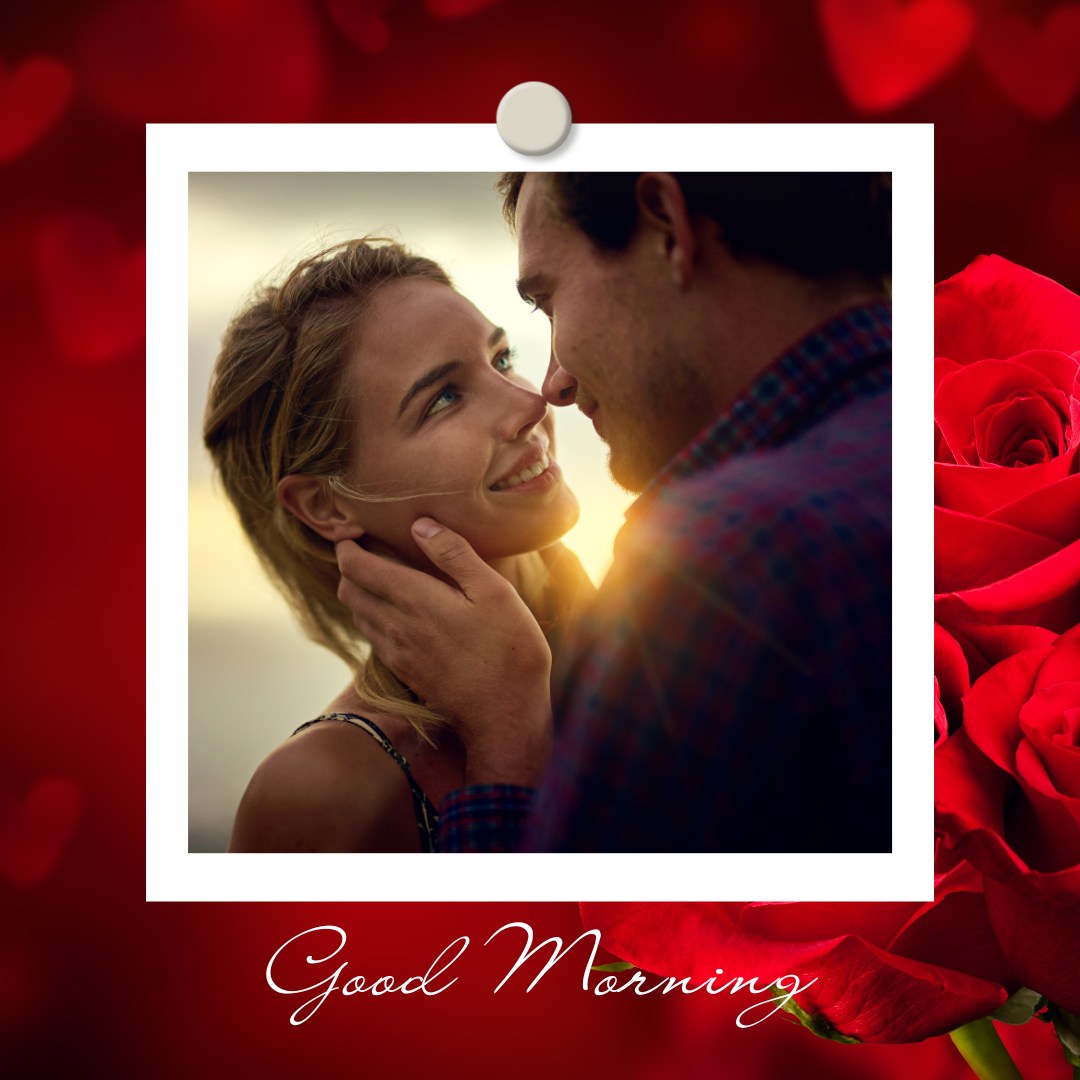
949 1019 1024 1080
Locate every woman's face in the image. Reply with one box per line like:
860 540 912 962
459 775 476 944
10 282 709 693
343 278 580 564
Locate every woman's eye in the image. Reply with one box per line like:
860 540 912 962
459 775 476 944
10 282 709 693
493 347 516 374
425 386 459 418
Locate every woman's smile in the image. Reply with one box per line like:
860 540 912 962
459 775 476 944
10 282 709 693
492 449 557 492
489 436 554 490
490 453 562 494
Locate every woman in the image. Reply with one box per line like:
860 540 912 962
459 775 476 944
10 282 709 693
203 238 591 853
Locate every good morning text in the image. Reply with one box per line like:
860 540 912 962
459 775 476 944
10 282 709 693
266 922 817 1027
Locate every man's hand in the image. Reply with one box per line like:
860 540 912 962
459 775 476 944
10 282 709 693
336 518 552 786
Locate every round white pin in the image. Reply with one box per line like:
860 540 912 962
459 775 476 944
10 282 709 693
496 82 572 155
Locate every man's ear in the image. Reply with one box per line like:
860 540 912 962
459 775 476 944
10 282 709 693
276 474 363 542
634 173 699 289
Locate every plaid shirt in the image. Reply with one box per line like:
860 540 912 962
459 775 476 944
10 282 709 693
440 302 893 852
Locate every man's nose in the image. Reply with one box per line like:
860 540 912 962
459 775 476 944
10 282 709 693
542 351 577 407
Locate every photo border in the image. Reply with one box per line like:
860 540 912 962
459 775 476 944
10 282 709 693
150 122 933 901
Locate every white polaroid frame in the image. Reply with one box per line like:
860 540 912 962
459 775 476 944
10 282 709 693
149 123 934 902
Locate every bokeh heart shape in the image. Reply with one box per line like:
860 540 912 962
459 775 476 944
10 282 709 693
327 0 397 54
820 0 976 112
978 6 1080 120
33 210 145 366
0 56 74 163
0 777 81 888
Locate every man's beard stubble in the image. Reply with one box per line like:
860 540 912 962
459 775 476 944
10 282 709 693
605 350 712 495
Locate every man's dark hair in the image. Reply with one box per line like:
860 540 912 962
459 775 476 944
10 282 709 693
496 172 891 285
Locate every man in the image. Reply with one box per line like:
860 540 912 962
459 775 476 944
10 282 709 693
337 172 892 852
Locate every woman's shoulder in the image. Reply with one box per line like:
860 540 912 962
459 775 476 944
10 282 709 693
227 711 420 853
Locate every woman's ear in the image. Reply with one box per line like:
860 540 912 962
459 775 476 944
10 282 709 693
634 172 699 289
276 474 363 542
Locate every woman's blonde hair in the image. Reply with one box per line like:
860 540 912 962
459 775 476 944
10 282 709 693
203 238 589 741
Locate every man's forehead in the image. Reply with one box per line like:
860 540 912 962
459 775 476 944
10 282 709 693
515 174 563 275
515 173 548 232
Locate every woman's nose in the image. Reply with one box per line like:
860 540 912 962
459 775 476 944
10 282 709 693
500 378 549 442
542 351 577 406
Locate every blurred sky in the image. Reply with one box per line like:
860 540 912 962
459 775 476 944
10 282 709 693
188 173 633 851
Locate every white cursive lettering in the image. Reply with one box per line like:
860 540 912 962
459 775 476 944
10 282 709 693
265 925 468 1025
484 922 816 1022
485 921 602 992
263 922 817 1030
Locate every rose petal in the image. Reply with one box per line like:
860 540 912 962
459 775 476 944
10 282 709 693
934 446 1078 517
961 647 1046 771
1008 778 1080 873
944 621 1057 684
935 255 1080 364
582 901 841 979
936 729 1009 838
928 617 1080 1010
739 901 921 949
935 729 1020 881
1073 363 1080 434
934 508 1060 592
935 677 949 744
936 356 1072 465
1020 685 1080 798
1011 737 1080 872
1012 348 1080 397
935 539 1080 634
976 394 1067 465
889 883 1014 988
788 935 1009 1043
948 635 1080 872
1035 623 1080 683
935 622 970 732
934 355 964 392
933 356 963 465
935 424 955 463
986 471 1080 546
582 901 1010 1043
1064 706 1080 742
984 872 1080 1013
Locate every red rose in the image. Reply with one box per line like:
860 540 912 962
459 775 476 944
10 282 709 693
936 625 1080 1013
583 872 1016 1044
934 256 1080 666
935 622 970 740
935 621 1058 740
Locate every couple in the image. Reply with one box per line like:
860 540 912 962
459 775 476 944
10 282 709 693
206 171 893 854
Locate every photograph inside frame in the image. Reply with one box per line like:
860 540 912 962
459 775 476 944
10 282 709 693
188 170 893 858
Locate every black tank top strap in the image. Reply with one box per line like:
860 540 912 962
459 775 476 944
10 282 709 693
292 712 439 853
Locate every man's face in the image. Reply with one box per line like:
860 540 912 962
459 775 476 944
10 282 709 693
514 174 709 493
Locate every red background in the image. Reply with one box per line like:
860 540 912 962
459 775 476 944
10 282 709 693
2 0 1077 1074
